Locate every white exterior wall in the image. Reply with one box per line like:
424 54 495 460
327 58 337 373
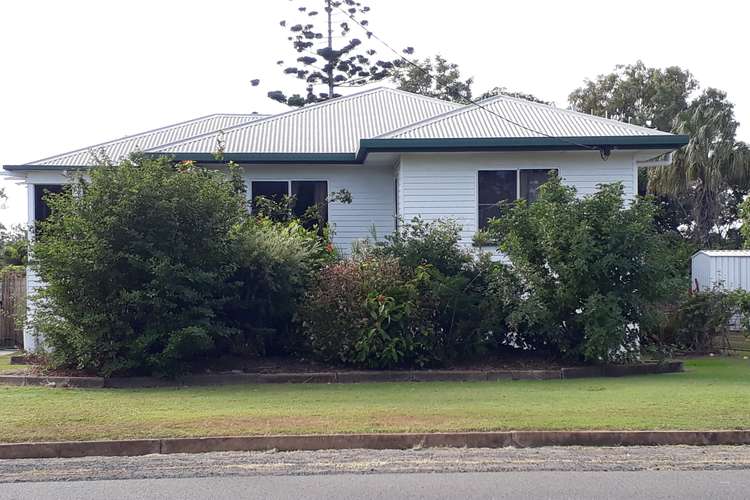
691 253 750 292
397 150 638 245
242 163 396 251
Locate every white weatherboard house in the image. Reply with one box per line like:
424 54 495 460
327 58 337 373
3 87 688 350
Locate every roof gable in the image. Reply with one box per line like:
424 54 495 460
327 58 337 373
28 113 269 166
153 87 463 155
379 94 673 140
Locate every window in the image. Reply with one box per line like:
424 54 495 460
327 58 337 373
478 171 516 230
250 180 328 224
478 169 557 229
520 169 554 203
291 181 328 222
34 184 64 223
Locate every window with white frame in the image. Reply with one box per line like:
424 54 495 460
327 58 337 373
250 180 329 223
477 169 558 229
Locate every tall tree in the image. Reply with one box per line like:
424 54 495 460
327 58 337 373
568 61 698 132
390 55 473 102
261 0 412 107
649 89 750 245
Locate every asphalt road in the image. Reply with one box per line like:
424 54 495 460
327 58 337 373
1 470 749 500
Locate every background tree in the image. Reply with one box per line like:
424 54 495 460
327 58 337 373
390 55 549 105
570 62 749 246
262 0 412 107
649 89 750 246
479 86 551 105
568 61 698 131
390 55 473 102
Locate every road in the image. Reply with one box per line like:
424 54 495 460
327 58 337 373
1 471 749 499
1 446 749 499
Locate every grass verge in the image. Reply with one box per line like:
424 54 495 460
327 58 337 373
0 357 748 443
0 351 27 374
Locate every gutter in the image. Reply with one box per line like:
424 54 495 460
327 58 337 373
3 135 689 171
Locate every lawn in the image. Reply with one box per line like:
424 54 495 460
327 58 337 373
0 357 748 443
0 351 27 374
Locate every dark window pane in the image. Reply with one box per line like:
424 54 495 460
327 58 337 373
34 184 64 223
291 181 328 224
251 181 288 211
478 171 517 229
520 169 557 203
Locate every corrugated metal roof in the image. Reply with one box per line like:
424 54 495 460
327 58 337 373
153 87 463 155
694 250 750 258
379 94 673 140
28 113 269 166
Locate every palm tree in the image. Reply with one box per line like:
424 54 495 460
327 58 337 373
649 89 750 246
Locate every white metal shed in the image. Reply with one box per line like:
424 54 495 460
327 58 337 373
691 250 750 292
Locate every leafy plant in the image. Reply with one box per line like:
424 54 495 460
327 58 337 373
486 176 681 363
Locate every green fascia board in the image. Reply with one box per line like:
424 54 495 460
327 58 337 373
3 135 689 170
357 135 689 157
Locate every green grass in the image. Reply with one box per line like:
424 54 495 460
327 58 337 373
0 357 748 443
0 351 27 374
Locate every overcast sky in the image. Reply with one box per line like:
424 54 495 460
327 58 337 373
1 0 748 228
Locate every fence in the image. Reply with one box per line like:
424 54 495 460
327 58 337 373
0 271 25 348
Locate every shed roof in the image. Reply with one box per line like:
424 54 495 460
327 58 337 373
26 113 269 167
379 94 672 140
693 250 750 258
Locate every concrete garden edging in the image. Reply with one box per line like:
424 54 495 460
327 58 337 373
0 361 683 388
0 429 748 460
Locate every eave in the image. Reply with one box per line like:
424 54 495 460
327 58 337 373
4 135 689 171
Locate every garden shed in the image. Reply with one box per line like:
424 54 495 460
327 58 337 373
691 250 750 292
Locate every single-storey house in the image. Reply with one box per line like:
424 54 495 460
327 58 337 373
3 87 688 350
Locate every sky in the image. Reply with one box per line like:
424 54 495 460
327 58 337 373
1 0 748 229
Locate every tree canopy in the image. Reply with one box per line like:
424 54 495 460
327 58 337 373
261 0 412 107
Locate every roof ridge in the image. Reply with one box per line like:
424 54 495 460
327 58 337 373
27 113 267 165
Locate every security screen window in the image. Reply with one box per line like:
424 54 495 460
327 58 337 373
33 184 65 223
478 170 516 229
520 169 557 203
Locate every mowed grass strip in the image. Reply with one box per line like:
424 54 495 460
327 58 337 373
0 357 748 443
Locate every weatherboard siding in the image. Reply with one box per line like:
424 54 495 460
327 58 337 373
242 163 395 252
398 151 637 246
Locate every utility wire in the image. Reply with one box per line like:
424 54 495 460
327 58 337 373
333 5 600 153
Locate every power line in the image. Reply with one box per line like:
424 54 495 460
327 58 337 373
333 5 600 153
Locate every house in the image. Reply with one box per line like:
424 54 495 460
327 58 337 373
3 87 688 350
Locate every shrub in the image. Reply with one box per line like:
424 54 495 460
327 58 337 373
486 176 681 363
300 256 422 368
301 216 525 368
673 290 734 351
31 157 248 376
371 218 471 275
220 217 334 356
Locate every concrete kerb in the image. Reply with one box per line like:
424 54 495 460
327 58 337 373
0 361 684 389
1 430 749 460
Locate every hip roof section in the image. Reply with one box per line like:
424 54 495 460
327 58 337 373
153 87 463 155
379 94 673 140
27 113 269 167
